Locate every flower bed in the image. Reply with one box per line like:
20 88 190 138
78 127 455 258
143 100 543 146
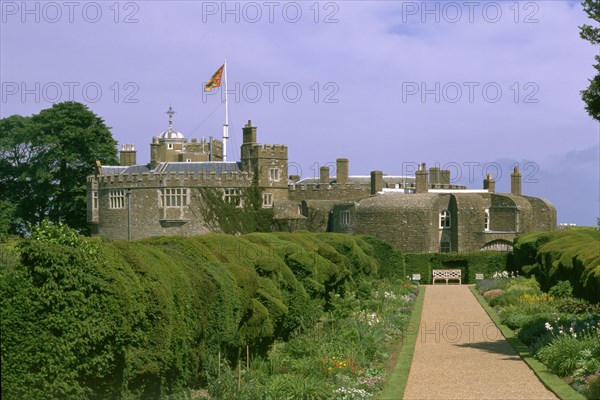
202 279 419 399
476 274 600 399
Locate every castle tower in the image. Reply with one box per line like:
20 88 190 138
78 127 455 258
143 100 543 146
239 120 289 205
511 166 522 196
150 105 188 167
415 163 429 193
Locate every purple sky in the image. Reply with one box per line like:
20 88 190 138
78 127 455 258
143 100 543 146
1 0 599 226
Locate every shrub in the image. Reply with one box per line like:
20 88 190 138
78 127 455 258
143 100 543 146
549 280 574 298
489 290 529 308
555 297 600 317
505 276 541 292
535 334 600 377
517 315 554 345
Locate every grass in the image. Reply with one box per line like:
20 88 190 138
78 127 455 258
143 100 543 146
470 286 586 400
380 285 426 400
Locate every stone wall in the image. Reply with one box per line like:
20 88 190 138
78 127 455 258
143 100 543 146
89 171 253 240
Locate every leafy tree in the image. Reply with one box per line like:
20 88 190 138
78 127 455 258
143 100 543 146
0 102 118 234
580 0 600 121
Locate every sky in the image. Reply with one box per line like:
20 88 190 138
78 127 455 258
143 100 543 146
1 0 599 226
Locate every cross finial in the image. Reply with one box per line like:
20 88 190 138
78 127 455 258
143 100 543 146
165 105 175 128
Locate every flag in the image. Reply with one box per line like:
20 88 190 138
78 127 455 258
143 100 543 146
204 64 224 91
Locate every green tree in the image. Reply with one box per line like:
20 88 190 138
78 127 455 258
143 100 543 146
580 0 600 121
0 102 118 234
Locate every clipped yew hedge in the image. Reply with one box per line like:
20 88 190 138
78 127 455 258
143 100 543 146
404 251 510 284
513 230 600 304
0 227 404 399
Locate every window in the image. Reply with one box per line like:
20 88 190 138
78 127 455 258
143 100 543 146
269 167 280 182
93 191 98 209
109 190 125 209
168 143 173 149
340 210 351 225
186 158 192 162
440 241 451 253
162 188 189 207
439 210 451 229
262 193 273 208
223 188 242 207
484 208 490 231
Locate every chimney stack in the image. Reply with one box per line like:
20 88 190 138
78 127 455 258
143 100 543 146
336 158 349 186
119 143 137 166
242 120 257 144
319 166 330 184
415 163 429 193
371 170 383 195
484 173 496 193
511 166 522 196
429 167 441 185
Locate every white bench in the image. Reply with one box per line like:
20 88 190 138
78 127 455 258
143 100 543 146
432 269 462 285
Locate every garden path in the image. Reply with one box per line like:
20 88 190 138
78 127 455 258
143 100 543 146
402 285 557 399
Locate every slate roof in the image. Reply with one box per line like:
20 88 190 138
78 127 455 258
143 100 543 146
154 162 241 175
100 162 241 176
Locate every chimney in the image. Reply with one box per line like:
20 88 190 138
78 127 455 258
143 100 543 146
511 166 522 196
119 143 137 166
415 163 429 193
441 169 451 185
371 170 383 195
429 167 440 185
319 166 330 184
484 173 496 193
336 158 349 186
242 120 257 144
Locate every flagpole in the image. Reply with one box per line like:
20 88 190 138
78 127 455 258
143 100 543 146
223 60 229 162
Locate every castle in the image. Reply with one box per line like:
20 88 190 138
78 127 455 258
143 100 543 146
87 107 556 252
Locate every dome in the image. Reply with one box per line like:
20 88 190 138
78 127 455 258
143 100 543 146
158 127 185 140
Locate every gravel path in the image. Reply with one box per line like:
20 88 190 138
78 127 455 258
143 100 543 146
402 285 557 400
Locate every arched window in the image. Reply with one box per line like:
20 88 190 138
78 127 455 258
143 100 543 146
484 208 490 231
439 210 451 229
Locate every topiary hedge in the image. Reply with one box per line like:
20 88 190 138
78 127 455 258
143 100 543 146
0 225 405 399
513 230 600 304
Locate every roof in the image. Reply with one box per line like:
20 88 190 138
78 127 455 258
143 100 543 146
101 166 128 175
158 127 185 140
356 193 442 212
153 162 241 175
295 175 416 186
100 162 241 176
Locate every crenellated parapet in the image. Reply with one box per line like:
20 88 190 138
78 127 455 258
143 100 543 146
252 144 288 159
88 170 253 188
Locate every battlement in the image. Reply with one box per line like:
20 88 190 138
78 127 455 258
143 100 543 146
252 144 288 158
88 170 252 188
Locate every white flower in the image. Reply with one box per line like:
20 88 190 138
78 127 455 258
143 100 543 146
545 322 553 331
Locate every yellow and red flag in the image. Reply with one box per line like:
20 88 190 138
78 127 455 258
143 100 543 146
204 64 224 91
